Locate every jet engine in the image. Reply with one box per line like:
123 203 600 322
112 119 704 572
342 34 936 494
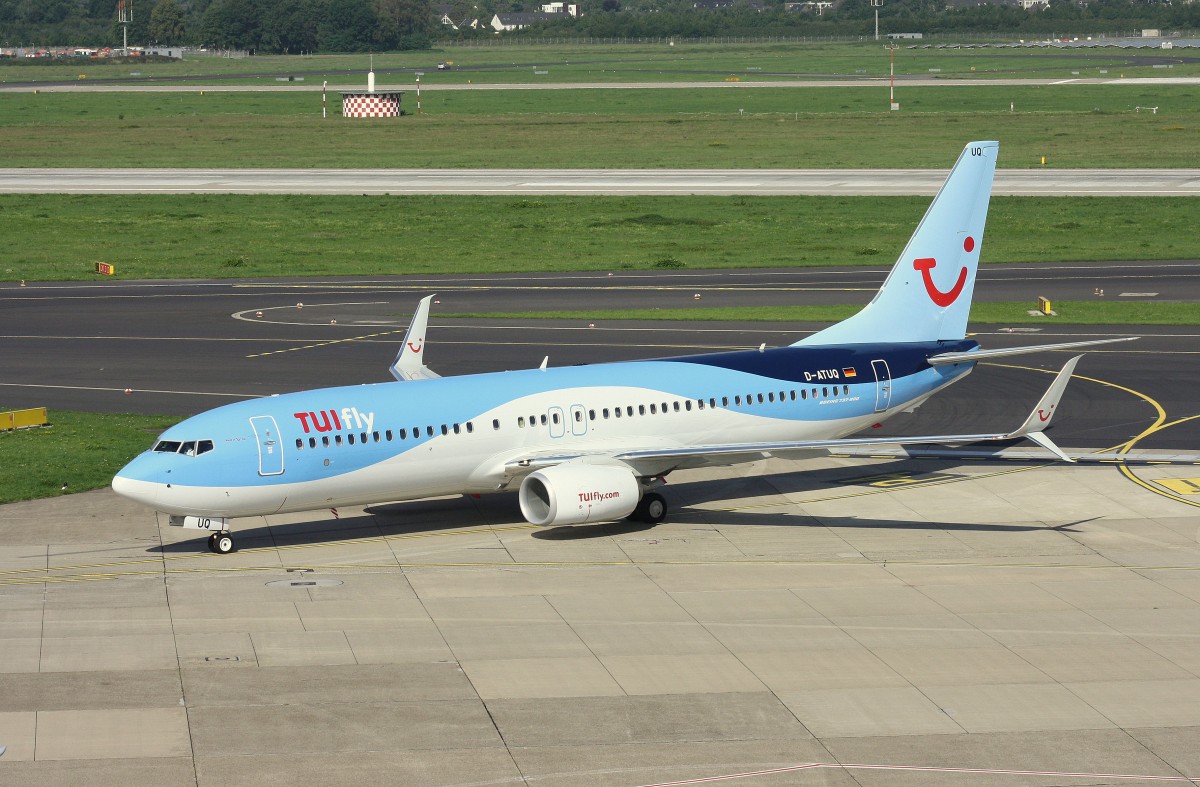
518 463 640 526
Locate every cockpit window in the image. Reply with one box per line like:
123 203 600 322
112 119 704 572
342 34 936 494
152 439 214 456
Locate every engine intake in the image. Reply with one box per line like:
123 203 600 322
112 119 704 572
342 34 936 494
518 463 640 526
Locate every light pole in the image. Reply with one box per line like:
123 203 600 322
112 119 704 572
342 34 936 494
871 0 883 42
887 44 898 110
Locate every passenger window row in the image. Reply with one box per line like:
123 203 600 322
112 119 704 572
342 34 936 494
295 421 475 451
511 385 854 429
292 384 856 449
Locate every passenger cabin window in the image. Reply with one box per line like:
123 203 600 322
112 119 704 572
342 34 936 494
309 437 317 448
518 417 526 428
348 434 355 445
322 436 330 447
387 430 394 441
295 438 303 449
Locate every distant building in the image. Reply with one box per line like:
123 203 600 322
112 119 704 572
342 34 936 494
434 4 479 29
785 0 843 14
491 11 562 31
540 1 581 15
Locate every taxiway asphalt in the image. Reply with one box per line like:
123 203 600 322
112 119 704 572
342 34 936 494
1 264 1198 453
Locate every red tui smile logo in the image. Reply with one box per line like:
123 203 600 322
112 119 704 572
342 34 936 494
913 236 974 307
407 339 424 353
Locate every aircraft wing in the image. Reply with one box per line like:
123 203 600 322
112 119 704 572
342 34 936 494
825 445 1200 465
506 356 1102 477
390 295 441 381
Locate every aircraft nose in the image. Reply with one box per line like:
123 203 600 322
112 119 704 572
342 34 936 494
111 472 160 509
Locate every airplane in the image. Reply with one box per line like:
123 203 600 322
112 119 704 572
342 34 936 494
113 140 1153 554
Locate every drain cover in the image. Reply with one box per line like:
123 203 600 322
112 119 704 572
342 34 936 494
265 578 344 588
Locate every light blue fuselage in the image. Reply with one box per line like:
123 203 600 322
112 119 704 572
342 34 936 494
113 340 976 518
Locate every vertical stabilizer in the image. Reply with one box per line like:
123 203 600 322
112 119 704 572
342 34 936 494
796 141 998 346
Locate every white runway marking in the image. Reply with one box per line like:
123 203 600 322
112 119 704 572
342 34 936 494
638 761 1200 786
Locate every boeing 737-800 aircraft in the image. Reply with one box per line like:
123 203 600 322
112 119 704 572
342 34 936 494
113 141 1143 553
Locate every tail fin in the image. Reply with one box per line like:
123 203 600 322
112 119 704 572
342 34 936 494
796 141 998 346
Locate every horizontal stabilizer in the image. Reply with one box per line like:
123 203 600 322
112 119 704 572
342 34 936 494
928 337 1137 366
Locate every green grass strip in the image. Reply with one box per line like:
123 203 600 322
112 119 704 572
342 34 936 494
0 84 1197 168
0 410 180 505
2 194 1196 282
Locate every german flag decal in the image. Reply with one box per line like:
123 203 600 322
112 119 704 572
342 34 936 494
842 367 858 378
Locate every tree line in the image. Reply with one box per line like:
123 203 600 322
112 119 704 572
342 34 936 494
1 0 1196 52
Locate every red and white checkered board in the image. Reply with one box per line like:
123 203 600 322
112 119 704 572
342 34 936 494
342 94 401 118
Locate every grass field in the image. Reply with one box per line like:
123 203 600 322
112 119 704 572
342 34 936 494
441 301 1197 325
1 194 1194 282
3 42 1198 85
0 410 179 505
2 84 1196 167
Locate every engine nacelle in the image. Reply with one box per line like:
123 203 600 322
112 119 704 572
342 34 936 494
518 463 640 526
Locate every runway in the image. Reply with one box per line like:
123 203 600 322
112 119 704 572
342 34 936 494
3 167 1199 196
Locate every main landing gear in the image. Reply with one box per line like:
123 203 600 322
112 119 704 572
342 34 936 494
628 492 668 525
207 532 236 554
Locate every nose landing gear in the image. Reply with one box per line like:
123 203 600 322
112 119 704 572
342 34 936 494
207 532 236 554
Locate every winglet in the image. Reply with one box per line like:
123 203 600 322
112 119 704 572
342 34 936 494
390 295 441 381
1002 355 1083 461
